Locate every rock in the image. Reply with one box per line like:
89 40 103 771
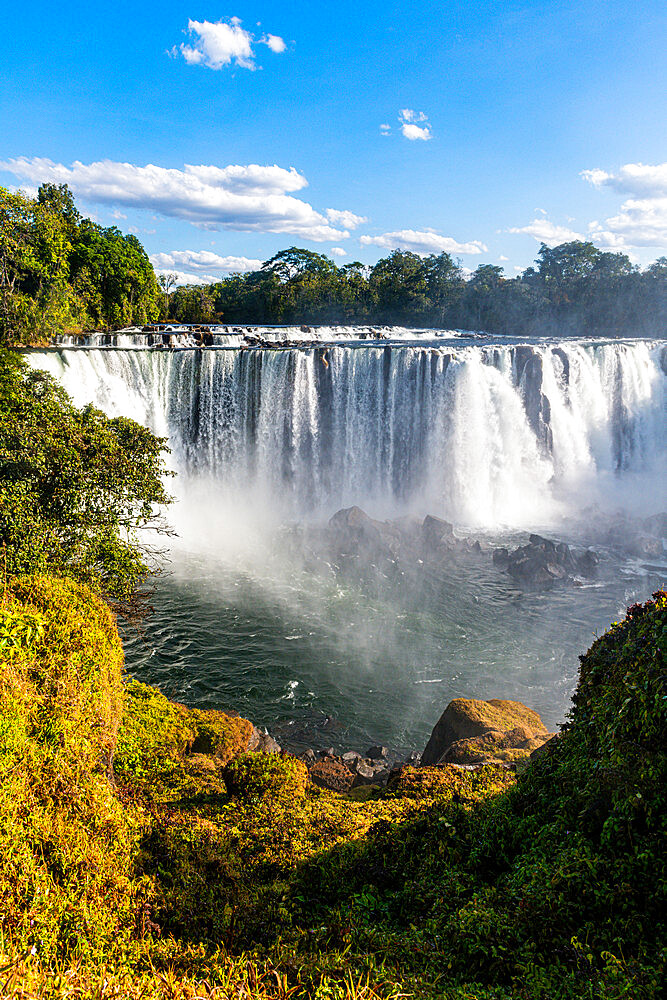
422 698 547 766
351 760 377 786
642 512 667 538
503 535 592 588
341 750 361 768
247 726 281 754
366 745 388 760
319 746 335 758
576 549 599 578
302 749 316 765
439 726 554 765
421 515 454 548
628 535 663 558
492 547 510 568
309 758 355 793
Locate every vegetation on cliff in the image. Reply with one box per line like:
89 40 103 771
196 244 667 335
1 571 664 998
0 350 171 615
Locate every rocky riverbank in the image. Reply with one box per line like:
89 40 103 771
247 695 556 794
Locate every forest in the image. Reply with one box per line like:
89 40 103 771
2 182 666 343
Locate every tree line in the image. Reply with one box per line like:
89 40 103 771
2 183 666 343
173 244 667 336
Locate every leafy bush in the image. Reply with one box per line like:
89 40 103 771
0 349 171 614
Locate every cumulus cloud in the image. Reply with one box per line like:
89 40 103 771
176 17 286 71
150 250 262 274
326 208 367 229
330 247 347 257
379 123 391 135
398 109 432 141
155 269 220 287
263 33 286 53
582 161 667 249
507 219 584 244
0 157 350 242
360 229 486 256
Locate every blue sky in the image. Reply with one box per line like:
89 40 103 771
1 0 666 283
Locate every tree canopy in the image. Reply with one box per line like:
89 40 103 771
0 183 160 345
0 350 172 615
1 184 666 340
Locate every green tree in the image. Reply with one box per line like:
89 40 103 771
369 250 430 322
0 350 172 616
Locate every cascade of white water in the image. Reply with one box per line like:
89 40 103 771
29 338 666 529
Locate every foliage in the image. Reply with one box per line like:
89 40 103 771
0 349 172 611
0 577 139 975
2 182 665 337
0 183 160 344
196 242 667 335
1 576 665 998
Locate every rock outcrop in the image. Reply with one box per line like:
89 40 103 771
493 534 599 587
422 697 551 766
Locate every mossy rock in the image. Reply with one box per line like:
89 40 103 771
190 708 254 764
422 697 548 765
387 763 515 801
114 683 255 795
222 752 308 802
442 725 553 765
114 680 196 787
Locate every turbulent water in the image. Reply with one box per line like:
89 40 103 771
30 331 667 752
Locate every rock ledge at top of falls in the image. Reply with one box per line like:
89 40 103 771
421 698 551 767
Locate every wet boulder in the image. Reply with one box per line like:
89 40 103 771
503 534 586 587
421 515 455 549
576 549 599 578
247 726 281 754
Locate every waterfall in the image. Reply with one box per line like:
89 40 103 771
30 339 667 529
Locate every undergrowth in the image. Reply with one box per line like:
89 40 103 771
1 577 664 999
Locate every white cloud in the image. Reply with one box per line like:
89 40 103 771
330 247 347 257
0 157 350 242
326 208 367 229
154 269 219 287
399 109 432 141
176 17 286 71
498 255 508 261
582 161 667 249
507 219 584 244
360 229 486 255
263 33 286 53
111 208 127 219
402 123 432 141
150 250 262 273
582 162 667 197
380 124 391 135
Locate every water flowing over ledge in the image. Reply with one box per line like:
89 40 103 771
31 336 667 530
